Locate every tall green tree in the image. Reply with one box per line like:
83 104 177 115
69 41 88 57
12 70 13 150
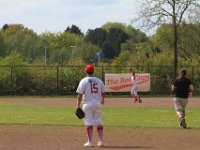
85 28 107 47
102 22 148 43
65 24 83 36
178 23 200 58
1 24 39 61
102 41 115 58
101 22 126 31
152 23 200 62
85 27 129 59
136 0 200 79
0 32 5 56
40 32 83 64
125 25 148 43
106 27 129 58
2 24 9 31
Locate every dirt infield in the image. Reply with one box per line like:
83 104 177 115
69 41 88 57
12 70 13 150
4 97 200 108
0 97 200 150
0 125 200 150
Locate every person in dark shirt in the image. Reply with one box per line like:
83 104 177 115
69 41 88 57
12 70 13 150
171 68 194 128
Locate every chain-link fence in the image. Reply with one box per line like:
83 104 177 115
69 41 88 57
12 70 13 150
0 65 199 96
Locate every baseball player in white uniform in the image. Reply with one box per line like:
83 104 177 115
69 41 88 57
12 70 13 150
130 69 142 103
76 64 106 147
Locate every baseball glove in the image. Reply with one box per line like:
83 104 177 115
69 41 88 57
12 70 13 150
75 107 85 119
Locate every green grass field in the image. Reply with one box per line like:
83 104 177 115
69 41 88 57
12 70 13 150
0 101 199 129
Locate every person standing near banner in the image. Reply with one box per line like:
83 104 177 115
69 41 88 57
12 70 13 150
130 68 142 103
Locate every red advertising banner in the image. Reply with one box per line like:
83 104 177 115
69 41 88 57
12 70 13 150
105 73 151 92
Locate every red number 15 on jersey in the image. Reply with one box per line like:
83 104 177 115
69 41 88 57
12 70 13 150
90 83 98 93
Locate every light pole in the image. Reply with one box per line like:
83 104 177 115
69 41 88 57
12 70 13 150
44 46 47 65
69 45 77 57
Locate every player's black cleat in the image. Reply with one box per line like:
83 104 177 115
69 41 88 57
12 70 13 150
179 118 187 129
181 118 187 129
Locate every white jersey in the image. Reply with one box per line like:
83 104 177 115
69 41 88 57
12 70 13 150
131 76 138 91
76 76 105 105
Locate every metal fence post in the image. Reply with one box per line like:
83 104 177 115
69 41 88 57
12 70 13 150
10 66 13 96
57 66 59 96
102 66 104 83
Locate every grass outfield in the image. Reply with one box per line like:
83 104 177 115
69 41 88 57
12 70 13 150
0 101 199 129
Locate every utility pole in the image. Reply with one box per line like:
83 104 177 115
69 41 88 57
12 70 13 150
44 46 47 65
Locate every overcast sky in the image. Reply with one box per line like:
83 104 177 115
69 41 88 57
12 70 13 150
0 0 141 34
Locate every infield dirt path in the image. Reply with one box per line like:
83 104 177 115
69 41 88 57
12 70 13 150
0 125 200 150
0 97 199 150
4 97 200 108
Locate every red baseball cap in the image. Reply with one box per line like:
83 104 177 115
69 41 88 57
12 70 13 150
85 64 94 73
